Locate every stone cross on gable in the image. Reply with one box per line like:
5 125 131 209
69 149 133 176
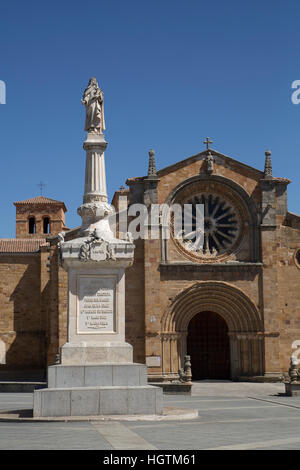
203 137 213 150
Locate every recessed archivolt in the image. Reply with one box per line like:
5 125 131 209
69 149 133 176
162 281 262 334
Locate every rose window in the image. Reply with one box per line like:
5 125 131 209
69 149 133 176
173 192 241 260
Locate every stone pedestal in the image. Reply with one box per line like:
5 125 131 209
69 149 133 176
34 364 163 417
58 261 134 366
285 382 300 397
33 81 163 417
33 235 163 417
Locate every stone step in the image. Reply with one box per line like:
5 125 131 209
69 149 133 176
34 385 163 417
150 382 192 395
235 375 283 383
47 363 148 388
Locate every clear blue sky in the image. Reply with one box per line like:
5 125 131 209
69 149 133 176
1 0 300 237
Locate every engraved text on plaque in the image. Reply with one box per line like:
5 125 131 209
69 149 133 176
78 277 115 333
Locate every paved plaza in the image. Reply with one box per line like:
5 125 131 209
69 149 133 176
1 381 300 450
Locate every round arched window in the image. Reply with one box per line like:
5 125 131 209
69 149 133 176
28 217 36 234
43 217 50 234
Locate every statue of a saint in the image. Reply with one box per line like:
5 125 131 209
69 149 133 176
82 77 106 133
205 152 214 175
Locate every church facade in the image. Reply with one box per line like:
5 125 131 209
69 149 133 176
1 144 300 381
120 146 300 381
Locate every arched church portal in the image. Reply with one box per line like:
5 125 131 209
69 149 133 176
161 282 264 380
187 311 230 380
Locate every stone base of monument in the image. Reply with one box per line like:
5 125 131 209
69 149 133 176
33 364 163 417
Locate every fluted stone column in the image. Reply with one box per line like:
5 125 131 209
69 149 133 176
83 135 108 203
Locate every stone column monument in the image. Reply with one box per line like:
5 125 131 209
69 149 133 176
33 78 163 417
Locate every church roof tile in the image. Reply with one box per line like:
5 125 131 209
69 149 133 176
0 239 48 253
14 196 67 212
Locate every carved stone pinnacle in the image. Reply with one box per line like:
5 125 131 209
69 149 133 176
264 150 273 179
147 149 157 177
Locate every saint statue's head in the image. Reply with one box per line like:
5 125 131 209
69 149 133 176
88 77 98 87
82 77 100 102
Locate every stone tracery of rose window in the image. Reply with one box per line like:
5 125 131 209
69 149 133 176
171 182 245 262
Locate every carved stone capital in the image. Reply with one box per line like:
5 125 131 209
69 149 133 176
77 202 114 220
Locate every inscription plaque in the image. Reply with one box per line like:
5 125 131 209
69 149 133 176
146 356 161 367
78 276 115 333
